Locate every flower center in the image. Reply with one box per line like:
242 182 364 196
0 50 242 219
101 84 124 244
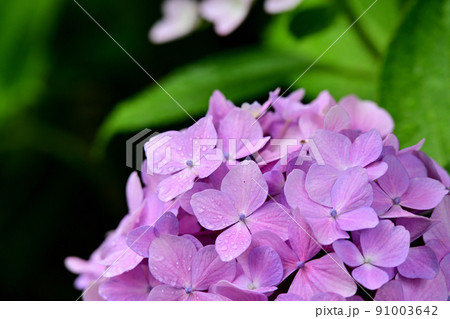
223 151 229 160
329 209 338 218
296 261 304 269
393 197 401 205
185 160 194 167
239 214 246 222
185 287 192 294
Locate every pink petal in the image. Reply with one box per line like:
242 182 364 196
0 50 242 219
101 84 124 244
191 189 238 230
396 215 435 242
101 237 144 278
249 246 283 288
311 130 351 169
191 245 236 290
350 129 383 167
126 226 157 258
311 292 346 301
332 240 364 267
189 291 229 301
126 172 143 213
286 169 323 210
221 160 268 214
218 108 267 159
288 212 321 262
211 280 267 301
305 164 340 207
399 270 448 301
398 153 427 178
264 170 285 196
99 264 155 301
157 168 196 201
400 177 448 210
148 235 197 287
215 222 252 261
375 279 404 301
360 220 410 268
331 166 373 213
371 182 392 215
179 182 212 215
336 206 379 231
323 105 350 132
423 195 450 260
147 285 187 301
275 293 304 301
377 154 409 198
352 264 389 290
304 215 349 245
365 161 388 180
288 253 356 299
144 131 186 175
397 246 439 279
246 202 290 241
440 253 450 295
206 90 234 127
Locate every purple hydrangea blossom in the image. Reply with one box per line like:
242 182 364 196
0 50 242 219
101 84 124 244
67 88 450 301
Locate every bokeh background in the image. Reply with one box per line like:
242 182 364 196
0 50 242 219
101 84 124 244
0 0 448 300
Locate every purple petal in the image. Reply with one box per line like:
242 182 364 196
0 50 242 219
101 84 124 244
157 168 196 201
350 129 383 167
191 245 236 290
218 108 267 159
365 161 388 180
397 246 439 279
396 215 435 243
332 240 364 267
184 116 217 149
246 202 290 241
337 207 379 231
147 285 187 301
179 182 211 214
144 131 186 175
440 253 450 297
215 222 251 261
206 90 234 127
305 164 340 207
221 160 268 214
285 169 322 210
398 153 427 178
191 189 238 230
189 291 230 301
352 264 389 290
181 234 204 250
304 215 349 245
311 292 346 301
288 211 321 262
251 231 298 277
126 172 143 213
99 264 155 301
264 170 285 196
288 253 356 299
323 105 350 132
371 182 392 215
148 235 197 287
400 177 448 210
423 195 450 260
360 220 410 268
311 130 351 169
248 246 283 288
375 279 404 301
399 270 448 301
275 293 304 301
101 237 144 278
211 280 267 301
331 166 373 213
126 226 157 258
377 154 409 198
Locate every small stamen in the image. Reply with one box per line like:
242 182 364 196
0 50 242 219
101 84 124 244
239 214 246 222
329 209 338 218
393 197 401 205
185 160 194 167
185 287 192 294
296 261 304 269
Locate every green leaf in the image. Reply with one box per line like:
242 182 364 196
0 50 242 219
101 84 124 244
0 0 62 122
94 48 309 151
379 0 450 165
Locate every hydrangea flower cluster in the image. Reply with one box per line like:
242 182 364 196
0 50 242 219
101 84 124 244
66 88 450 301
150 0 303 43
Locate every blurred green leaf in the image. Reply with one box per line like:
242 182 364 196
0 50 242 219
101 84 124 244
380 0 450 165
289 5 337 39
95 48 309 151
263 0 379 99
0 0 61 122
